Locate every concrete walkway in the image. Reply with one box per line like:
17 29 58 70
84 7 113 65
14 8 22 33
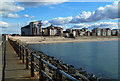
2 40 38 81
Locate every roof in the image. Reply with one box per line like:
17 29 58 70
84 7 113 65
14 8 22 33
21 25 30 29
63 31 69 33
112 29 118 30
106 28 111 30
44 25 63 30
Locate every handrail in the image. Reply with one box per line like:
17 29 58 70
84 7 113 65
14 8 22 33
41 59 57 70
59 70 78 81
31 53 40 59
8 38 79 81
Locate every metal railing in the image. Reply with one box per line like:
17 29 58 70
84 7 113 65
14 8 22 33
8 38 78 81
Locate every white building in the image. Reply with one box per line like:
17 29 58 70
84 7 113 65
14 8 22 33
21 20 42 36
106 28 111 36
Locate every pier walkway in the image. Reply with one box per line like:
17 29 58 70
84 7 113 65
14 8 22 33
2 40 38 81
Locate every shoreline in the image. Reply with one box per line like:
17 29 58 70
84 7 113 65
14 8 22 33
9 36 118 44
26 38 118 44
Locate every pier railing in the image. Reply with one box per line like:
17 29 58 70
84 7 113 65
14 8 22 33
8 38 78 81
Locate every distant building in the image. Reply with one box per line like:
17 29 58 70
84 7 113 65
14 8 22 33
29 21 42 36
21 20 42 36
63 31 69 37
111 29 118 36
66 28 74 37
42 25 63 36
21 25 30 36
80 31 85 36
82 28 89 32
65 28 89 37
92 28 101 36
101 28 106 36
86 31 91 36
106 28 111 36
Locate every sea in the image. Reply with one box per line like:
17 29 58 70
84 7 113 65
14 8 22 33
28 40 119 80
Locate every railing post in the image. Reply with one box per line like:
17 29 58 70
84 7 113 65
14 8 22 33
26 49 29 69
18 45 20 57
31 52 34 77
17 44 19 56
22 48 24 63
19 46 22 60
56 65 62 81
39 55 44 81
16 43 18 54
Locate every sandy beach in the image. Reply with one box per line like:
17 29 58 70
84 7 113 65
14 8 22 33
9 36 118 44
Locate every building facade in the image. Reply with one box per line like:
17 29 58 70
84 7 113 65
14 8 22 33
111 29 118 36
42 25 63 36
21 25 30 36
30 21 42 36
92 28 101 36
106 28 111 36
101 28 106 36
21 20 42 36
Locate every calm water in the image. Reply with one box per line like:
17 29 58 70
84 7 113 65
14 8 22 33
28 41 118 79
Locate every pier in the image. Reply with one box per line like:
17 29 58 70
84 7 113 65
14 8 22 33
2 39 38 81
1 37 81 81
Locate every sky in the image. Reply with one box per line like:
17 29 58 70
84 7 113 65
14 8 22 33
0 0 119 34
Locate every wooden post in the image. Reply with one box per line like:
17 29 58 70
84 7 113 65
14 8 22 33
56 65 62 81
22 48 24 63
16 43 18 54
26 49 29 69
31 52 34 77
20 46 22 60
18 45 20 57
17 44 19 55
39 55 44 81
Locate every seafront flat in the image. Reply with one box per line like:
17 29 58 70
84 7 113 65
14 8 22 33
2 40 39 81
10 36 118 44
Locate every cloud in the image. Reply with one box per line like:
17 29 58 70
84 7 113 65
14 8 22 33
70 1 119 23
42 21 51 27
0 21 9 28
23 14 35 18
41 1 119 26
0 2 24 19
72 22 118 29
49 6 54 9
16 0 68 7
30 16 35 18
49 16 73 25
24 14 29 17
5 13 20 18
0 2 24 14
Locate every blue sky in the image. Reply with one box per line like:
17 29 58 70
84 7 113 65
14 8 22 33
1 1 119 34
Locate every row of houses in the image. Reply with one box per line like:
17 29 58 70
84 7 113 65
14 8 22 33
21 21 63 36
63 28 119 37
21 20 119 37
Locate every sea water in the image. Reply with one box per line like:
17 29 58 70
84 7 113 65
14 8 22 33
28 41 118 80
